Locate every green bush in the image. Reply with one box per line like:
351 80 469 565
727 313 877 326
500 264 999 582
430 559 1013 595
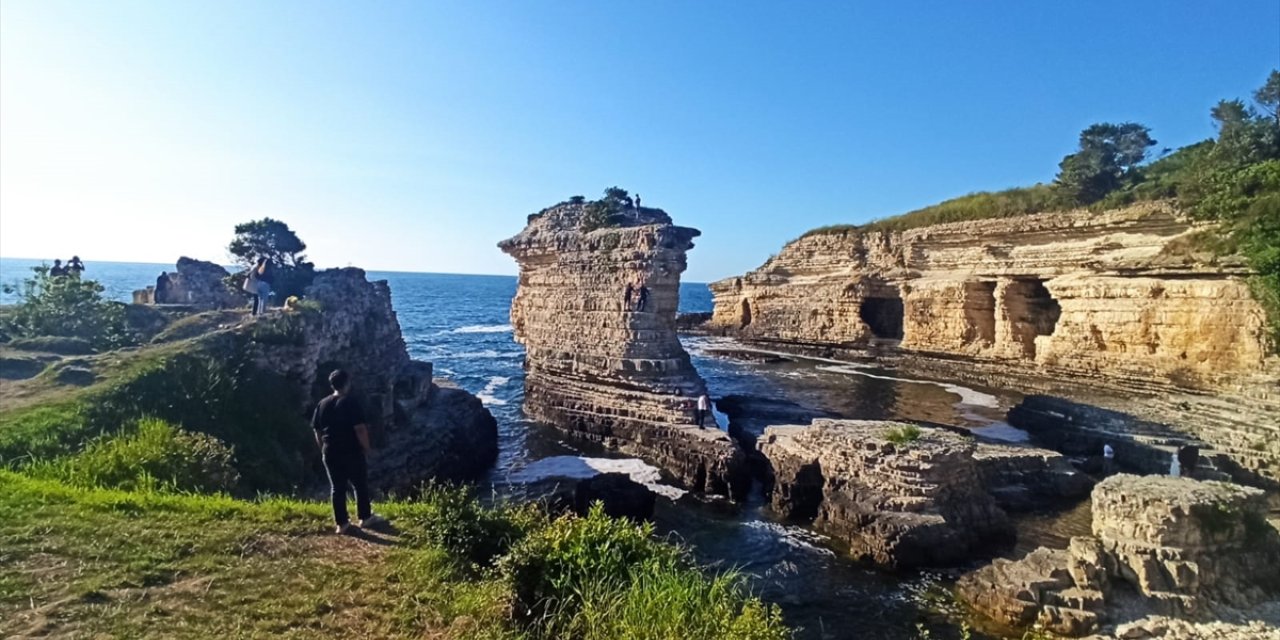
398 482 547 569
7 335 95 355
0 267 132 350
28 417 240 493
886 424 922 445
500 503 788 640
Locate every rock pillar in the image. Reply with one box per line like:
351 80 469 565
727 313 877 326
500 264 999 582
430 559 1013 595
499 201 747 497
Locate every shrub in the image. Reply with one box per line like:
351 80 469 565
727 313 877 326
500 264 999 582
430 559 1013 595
29 417 240 493
886 424 922 445
7 336 95 355
398 482 547 569
500 504 788 639
0 267 132 350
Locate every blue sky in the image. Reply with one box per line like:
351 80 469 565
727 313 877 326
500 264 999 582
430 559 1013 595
1 1 1277 282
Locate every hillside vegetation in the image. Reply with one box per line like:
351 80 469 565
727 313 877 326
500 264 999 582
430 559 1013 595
801 71 1280 347
1 253 790 638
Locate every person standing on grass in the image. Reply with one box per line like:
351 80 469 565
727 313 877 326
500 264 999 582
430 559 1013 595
312 369 386 534
695 393 711 429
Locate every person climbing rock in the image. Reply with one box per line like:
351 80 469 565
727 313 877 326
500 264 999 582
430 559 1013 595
67 256 85 276
636 285 650 312
624 282 634 309
312 369 387 534
696 393 711 429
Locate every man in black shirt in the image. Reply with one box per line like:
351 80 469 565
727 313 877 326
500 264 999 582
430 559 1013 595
312 368 386 534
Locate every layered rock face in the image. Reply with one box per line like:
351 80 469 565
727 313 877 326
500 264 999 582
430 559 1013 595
247 268 498 490
133 257 246 308
499 203 747 497
708 203 1268 388
958 475 1280 637
758 419 1013 568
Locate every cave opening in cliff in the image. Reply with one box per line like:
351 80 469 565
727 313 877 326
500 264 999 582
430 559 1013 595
1003 279 1061 356
966 281 998 345
1025 280 1061 337
860 294 904 340
740 298 753 328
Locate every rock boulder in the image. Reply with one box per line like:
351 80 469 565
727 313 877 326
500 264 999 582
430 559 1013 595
759 419 1013 568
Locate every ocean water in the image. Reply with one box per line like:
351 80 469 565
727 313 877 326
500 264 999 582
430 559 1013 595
1 258 1039 639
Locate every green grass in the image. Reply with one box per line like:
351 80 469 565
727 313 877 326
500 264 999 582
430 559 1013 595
6 336 96 355
0 472 792 639
0 333 310 491
800 184 1062 239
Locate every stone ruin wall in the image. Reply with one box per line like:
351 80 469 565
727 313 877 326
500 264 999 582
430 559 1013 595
500 204 747 496
708 202 1269 389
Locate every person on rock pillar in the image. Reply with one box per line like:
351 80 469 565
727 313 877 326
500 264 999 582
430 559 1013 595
624 282 634 310
635 284 650 312
634 193 641 209
695 393 711 429
312 368 387 535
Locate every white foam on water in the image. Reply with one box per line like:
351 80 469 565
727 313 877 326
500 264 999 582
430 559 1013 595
440 349 523 360
507 455 687 499
476 375 511 406
449 324 513 334
741 520 835 556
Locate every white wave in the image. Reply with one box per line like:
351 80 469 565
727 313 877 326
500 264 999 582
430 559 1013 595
507 455 687 499
439 350 523 360
449 324 513 334
476 375 511 407
741 520 835 556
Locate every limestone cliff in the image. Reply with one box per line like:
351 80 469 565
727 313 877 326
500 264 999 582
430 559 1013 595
708 202 1268 388
248 268 498 491
499 202 747 497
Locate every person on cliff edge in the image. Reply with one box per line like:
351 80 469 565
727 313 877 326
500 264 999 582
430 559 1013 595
312 368 387 534
696 393 711 428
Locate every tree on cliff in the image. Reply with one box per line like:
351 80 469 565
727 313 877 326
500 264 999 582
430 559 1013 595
582 187 633 231
1256 69 1280 126
227 218 316 300
1054 122 1156 204
229 218 310 268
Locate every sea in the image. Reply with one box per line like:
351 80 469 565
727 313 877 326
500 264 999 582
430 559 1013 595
0 258 1083 639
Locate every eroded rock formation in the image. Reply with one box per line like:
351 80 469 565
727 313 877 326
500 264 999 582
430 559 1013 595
248 268 498 490
499 202 747 497
133 257 246 308
709 203 1267 386
958 475 1280 637
758 419 1013 568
